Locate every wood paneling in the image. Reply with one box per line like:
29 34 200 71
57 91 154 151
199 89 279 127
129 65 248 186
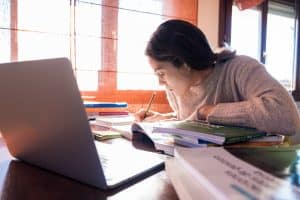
101 0 197 21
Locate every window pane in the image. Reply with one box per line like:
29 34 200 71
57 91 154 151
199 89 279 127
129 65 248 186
76 1 102 37
18 0 70 34
18 32 70 61
0 0 10 28
118 0 164 14
75 36 101 70
75 1 102 91
79 0 102 4
231 6 260 60
117 5 164 90
0 0 10 63
265 2 295 90
76 70 98 91
0 29 10 63
118 73 161 90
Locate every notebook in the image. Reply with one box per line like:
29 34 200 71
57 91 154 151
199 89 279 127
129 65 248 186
0 57 164 190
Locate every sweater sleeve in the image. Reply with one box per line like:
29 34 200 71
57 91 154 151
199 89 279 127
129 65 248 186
207 58 300 135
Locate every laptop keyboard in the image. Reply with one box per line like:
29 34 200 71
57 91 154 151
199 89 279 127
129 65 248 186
94 140 165 185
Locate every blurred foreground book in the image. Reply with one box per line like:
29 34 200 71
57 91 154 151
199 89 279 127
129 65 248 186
166 145 300 200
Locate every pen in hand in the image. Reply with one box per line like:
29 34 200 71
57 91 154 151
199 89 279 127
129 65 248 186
144 92 156 119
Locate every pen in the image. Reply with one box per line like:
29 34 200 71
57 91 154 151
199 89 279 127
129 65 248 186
144 92 156 119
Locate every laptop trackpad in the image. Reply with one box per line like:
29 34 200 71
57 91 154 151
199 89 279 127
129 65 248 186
94 140 165 187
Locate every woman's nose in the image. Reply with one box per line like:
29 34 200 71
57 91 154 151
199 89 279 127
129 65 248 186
158 78 166 85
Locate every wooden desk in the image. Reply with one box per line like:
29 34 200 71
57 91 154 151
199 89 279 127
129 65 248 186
0 137 178 200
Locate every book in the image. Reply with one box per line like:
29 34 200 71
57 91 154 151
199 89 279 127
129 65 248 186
228 134 286 147
174 136 215 148
90 120 133 140
95 115 135 126
249 134 284 143
85 107 128 113
166 146 300 200
92 130 122 141
83 101 127 108
165 159 216 200
145 132 175 156
98 111 129 116
131 121 215 156
131 120 266 145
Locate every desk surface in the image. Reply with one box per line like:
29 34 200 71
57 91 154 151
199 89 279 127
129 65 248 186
0 137 178 200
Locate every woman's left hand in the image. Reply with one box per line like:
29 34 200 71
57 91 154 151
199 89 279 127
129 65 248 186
188 104 217 121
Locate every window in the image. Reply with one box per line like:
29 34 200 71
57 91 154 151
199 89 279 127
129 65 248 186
265 1 296 90
219 0 300 97
0 0 198 112
231 6 261 60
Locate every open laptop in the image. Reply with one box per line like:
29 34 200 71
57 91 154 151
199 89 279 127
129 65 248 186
0 57 164 190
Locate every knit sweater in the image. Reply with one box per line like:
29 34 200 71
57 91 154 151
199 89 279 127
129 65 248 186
166 55 300 135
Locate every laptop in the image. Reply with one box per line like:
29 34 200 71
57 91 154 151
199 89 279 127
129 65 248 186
0 57 164 190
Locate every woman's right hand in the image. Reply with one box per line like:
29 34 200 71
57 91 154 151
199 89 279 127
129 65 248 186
134 109 176 122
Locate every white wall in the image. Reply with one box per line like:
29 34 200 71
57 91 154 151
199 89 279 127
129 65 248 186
197 0 219 49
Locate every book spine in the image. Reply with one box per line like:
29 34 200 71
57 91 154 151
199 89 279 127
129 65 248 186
225 134 265 144
152 127 225 145
98 111 129 116
85 107 128 113
84 101 128 108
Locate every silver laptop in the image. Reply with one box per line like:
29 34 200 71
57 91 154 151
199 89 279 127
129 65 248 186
0 57 164 190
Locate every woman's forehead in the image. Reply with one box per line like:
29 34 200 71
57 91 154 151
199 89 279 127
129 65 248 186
149 58 173 70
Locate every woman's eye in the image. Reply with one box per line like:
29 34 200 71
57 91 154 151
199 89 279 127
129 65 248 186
157 72 164 78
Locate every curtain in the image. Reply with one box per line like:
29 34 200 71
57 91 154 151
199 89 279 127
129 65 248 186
234 0 265 10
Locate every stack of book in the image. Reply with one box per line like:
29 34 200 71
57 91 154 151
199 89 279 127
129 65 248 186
166 145 300 199
83 101 134 140
90 115 135 140
131 120 279 155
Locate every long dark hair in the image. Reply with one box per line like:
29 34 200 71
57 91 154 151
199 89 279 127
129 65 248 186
145 19 235 70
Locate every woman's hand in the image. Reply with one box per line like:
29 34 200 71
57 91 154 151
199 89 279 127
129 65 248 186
134 109 176 122
197 104 216 120
188 104 217 121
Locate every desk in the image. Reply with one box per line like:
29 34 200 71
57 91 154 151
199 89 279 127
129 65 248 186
0 137 178 200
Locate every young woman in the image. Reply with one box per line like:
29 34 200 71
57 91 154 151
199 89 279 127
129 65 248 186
134 19 300 136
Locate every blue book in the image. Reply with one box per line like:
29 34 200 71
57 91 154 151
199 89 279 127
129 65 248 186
83 101 127 108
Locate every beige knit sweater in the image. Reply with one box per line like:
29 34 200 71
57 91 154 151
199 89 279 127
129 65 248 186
166 55 300 135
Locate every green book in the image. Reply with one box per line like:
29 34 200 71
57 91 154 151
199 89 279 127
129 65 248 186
132 120 266 145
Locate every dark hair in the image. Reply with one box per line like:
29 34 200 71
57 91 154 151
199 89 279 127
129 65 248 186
145 19 235 70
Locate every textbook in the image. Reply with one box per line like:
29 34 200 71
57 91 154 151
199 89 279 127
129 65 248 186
166 146 300 200
131 120 266 145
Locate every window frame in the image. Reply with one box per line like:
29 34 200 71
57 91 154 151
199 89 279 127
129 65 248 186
6 0 198 112
219 0 300 100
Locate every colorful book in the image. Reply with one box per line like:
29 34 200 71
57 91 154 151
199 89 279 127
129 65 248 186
131 120 266 145
166 145 300 200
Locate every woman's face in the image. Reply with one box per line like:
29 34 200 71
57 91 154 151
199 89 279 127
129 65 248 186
148 57 193 96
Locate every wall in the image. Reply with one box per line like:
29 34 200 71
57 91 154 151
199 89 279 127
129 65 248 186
197 0 219 49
